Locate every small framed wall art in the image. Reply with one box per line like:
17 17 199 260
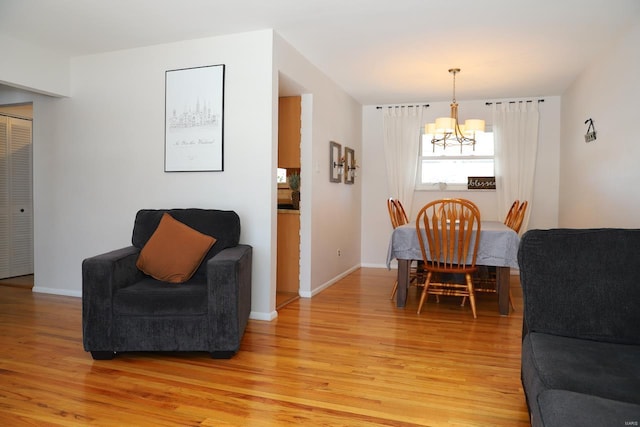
344 146 355 184
165 64 225 172
329 141 342 183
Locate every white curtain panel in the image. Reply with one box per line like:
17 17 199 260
382 106 426 218
493 102 539 233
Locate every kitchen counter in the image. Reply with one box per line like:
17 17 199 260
277 202 299 214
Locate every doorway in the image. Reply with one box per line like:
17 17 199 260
276 95 301 309
0 103 34 281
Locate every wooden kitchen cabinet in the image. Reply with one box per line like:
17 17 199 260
278 96 301 168
276 211 300 294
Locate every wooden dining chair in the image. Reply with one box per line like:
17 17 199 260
471 199 523 312
504 200 520 228
387 198 424 299
415 198 481 318
387 197 408 229
471 266 515 312
510 200 528 234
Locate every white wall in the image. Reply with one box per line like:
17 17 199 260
274 34 363 297
0 35 70 97
1 28 364 322
559 20 640 227
0 84 64 282
23 30 277 320
361 98 561 267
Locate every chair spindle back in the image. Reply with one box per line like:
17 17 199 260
387 197 409 229
416 198 481 271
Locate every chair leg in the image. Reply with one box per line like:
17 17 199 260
390 280 398 299
464 288 514 310
465 274 477 319
417 272 432 314
392 271 420 300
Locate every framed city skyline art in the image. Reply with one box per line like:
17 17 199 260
165 64 225 172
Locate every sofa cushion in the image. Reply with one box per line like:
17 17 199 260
132 209 240 281
522 332 640 413
537 390 640 427
114 277 208 316
136 213 216 283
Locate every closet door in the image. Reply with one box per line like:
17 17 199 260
9 117 33 276
0 116 9 277
0 116 33 278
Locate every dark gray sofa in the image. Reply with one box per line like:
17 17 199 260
518 229 640 427
82 208 252 360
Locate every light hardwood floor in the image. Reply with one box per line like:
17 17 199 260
0 274 33 289
0 268 530 426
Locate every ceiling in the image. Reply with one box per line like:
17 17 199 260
1 0 638 105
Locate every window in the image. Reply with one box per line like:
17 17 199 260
416 128 494 190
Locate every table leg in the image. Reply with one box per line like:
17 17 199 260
496 266 510 315
396 259 410 307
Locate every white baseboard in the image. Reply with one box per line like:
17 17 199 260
250 310 278 321
360 262 393 269
299 264 360 298
32 287 81 298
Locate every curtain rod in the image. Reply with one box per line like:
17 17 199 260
485 99 544 106
376 104 429 109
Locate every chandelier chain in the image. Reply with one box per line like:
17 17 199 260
452 70 457 104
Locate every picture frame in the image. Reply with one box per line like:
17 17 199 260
344 146 355 184
329 141 342 183
165 64 225 172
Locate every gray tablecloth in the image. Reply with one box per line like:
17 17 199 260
386 220 520 269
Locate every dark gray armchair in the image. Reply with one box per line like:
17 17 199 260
82 209 252 360
519 228 640 426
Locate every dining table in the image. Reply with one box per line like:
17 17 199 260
386 220 520 315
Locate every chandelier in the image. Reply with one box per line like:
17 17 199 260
425 68 485 153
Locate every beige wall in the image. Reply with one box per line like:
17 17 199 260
559 20 640 227
274 34 363 298
0 35 70 97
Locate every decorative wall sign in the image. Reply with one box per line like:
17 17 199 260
584 118 597 143
165 64 225 172
329 141 342 183
467 176 496 190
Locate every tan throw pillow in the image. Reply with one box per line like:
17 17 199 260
136 213 216 283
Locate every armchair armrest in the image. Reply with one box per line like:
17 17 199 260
206 244 252 354
82 246 145 351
